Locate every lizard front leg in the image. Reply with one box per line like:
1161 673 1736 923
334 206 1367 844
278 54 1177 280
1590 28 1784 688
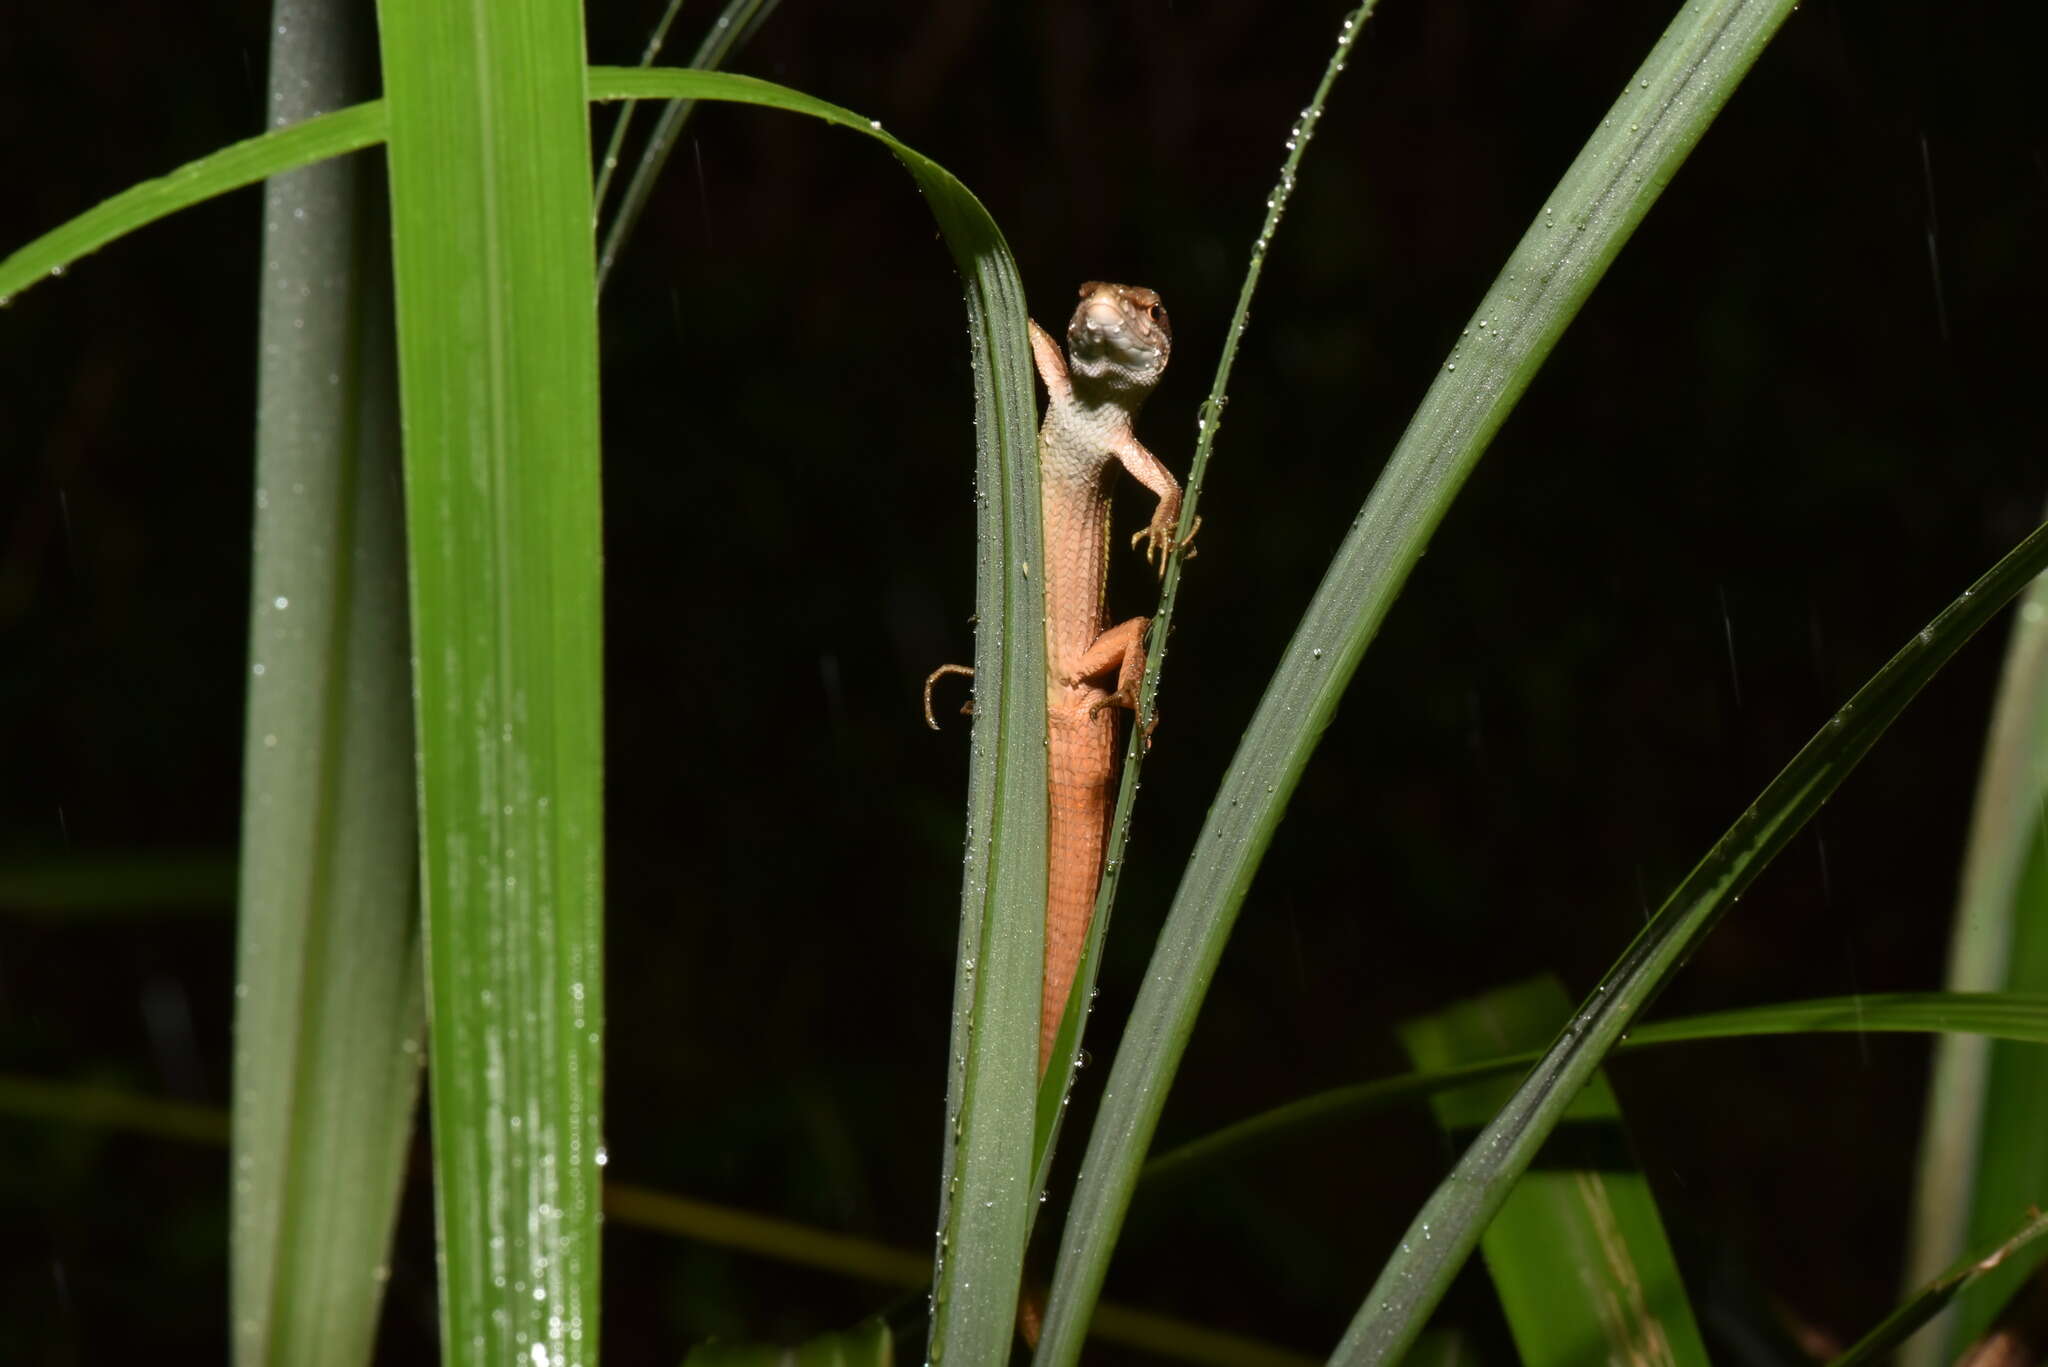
1109 432 1200 577
1029 320 1072 405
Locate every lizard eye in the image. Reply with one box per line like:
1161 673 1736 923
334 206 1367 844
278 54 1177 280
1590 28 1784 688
1147 305 1165 321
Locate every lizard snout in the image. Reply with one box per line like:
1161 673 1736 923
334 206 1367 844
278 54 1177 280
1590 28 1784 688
1082 298 1127 332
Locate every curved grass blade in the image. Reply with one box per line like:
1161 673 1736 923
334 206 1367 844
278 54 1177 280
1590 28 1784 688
590 65 1049 1364
0 103 388 301
1335 519 2048 1364
1905 550 2048 1366
1833 1207 2048 1367
231 3 422 1363
1036 1 1802 1360
1399 979 1707 1367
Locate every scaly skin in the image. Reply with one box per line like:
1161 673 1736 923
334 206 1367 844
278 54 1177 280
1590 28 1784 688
1030 281 1189 1072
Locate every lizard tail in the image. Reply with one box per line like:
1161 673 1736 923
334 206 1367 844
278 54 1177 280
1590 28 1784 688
1043 709 1116 1073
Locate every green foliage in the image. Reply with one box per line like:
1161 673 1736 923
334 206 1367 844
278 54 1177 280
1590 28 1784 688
7 1 2047 1363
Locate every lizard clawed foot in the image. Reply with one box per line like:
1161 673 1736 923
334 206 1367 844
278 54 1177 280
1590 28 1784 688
1087 682 1140 718
1130 513 1202 579
923 663 975 730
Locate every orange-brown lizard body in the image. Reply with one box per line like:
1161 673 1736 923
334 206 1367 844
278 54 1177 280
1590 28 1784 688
1029 282 1188 1071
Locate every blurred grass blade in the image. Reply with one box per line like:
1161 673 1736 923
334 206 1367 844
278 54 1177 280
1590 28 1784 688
1833 1208 2048 1367
231 2 422 1364
1142 991 2048 1195
1905 551 2048 1366
1627 992 2048 1046
1037 2 1799 1361
1336 519 2048 1365
374 0 606 1360
0 850 234 917
594 0 782 292
1399 979 1706 1367
1398 1331 1480 1367
682 1318 893 1367
592 66 1046 1361
0 1073 231 1146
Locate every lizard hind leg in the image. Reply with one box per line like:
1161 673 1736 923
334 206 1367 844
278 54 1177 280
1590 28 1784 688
1073 615 1150 718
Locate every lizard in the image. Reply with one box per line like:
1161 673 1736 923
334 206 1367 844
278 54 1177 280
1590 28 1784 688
927 281 1196 1074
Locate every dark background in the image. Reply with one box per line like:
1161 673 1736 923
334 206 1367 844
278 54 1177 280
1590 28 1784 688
5 0 2045 1360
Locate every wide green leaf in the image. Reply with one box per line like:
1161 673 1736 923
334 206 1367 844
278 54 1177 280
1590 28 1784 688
1399 979 1707 1367
373 0 607 1360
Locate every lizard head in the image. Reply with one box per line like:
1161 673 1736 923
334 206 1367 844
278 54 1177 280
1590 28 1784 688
1064 281 1171 399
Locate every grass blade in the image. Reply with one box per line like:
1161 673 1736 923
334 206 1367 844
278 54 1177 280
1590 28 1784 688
373 0 606 1360
231 3 422 1363
587 66 1049 1363
1905 551 2048 1365
1399 979 1707 1367
588 0 690 229
1037 1 1800 1360
594 0 782 293
1141 991 2048 1195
